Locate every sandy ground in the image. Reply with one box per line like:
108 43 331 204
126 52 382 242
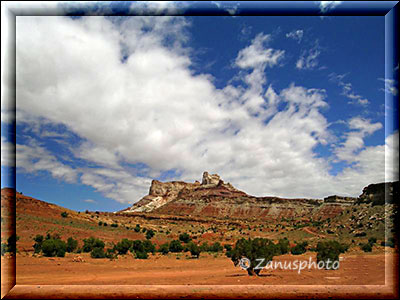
12 252 392 285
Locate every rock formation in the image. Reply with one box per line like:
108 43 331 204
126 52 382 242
121 172 398 221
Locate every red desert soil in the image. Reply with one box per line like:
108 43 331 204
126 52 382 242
13 252 393 286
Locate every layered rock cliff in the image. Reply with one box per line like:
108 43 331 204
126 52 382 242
121 172 398 220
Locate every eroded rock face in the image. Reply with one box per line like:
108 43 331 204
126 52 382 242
121 172 394 220
358 181 399 205
201 172 221 186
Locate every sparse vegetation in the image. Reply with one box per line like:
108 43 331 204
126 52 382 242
61 211 68 218
145 229 155 240
179 233 191 243
230 238 277 276
66 237 78 253
290 241 308 255
169 240 184 253
316 240 348 269
83 237 105 253
187 241 201 258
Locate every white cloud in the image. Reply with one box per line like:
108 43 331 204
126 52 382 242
334 117 382 162
329 73 370 106
318 1 342 13
286 30 303 43
235 33 285 69
12 16 394 206
378 78 398 96
296 46 320 70
16 140 78 183
84 199 97 204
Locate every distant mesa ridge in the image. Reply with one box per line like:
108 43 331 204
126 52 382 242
119 172 398 220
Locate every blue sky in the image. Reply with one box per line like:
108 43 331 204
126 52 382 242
1 2 399 212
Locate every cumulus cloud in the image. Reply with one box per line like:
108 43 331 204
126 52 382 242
12 16 392 205
329 73 370 106
286 30 303 43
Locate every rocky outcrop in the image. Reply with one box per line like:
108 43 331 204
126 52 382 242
358 181 399 205
121 173 398 220
323 195 357 205
201 172 221 186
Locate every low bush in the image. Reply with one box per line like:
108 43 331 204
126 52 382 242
61 212 68 218
142 240 155 254
145 229 155 240
135 251 148 259
179 233 191 243
209 242 223 253
82 237 105 253
91 247 106 258
230 238 277 276
158 243 169 255
277 238 290 255
115 239 132 255
42 238 67 257
33 234 44 254
66 237 78 253
134 224 141 232
290 241 308 255
316 240 348 269
361 243 372 252
169 240 183 253
187 242 201 258
111 223 118 228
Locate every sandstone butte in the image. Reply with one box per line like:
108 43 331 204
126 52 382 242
119 171 398 221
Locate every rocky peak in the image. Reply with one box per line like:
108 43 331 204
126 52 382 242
201 171 221 186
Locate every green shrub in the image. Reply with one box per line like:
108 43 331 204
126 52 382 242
354 232 366 237
111 223 118 228
103 222 108 226
42 239 67 257
33 234 44 254
179 233 191 243
316 240 348 269
91 247 106 258
368 237 377 245
209 242 223 253
187 242 201 258
142 240 155 254
98 221 103 226
224 244 232 252
158 243 170 255
115 239 132 255
142 227 147 233
5 234 19 254
135 251 148 259
131 240 144 253
82 237 105 252
230 238 277 276
169 240 183 253
134 224 141 232
361 243 372 252
66 237 78 253
277 238 290 255
1 243 7 256
199 242 209 252
145 229 155 240
61 212 68 218
290 242 308 255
